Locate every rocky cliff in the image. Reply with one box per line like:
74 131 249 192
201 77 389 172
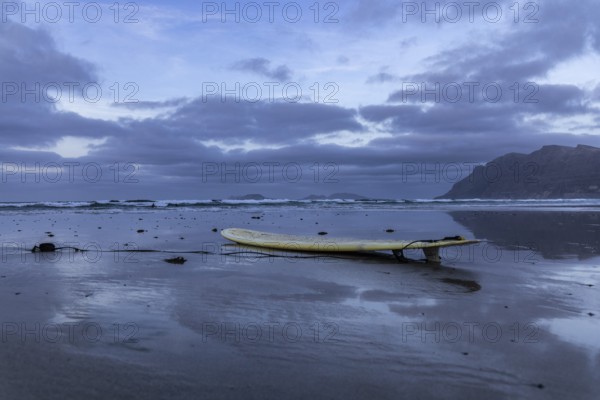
438 145 600 199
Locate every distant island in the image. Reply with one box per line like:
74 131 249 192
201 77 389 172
302 193 367 200
229 193 367 201
438 144 600 199
228 194 267 200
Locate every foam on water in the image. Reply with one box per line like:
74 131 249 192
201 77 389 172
1 198 600 213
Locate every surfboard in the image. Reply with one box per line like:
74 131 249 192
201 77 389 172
221 228 479 263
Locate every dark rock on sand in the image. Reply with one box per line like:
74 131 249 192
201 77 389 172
32 243 56 252
164 257 187 265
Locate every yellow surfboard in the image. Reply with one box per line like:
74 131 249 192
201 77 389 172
221 228 479 263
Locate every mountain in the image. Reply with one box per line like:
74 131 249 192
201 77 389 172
438 145 600 199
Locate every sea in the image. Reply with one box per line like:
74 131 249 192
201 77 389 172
2 198 600 213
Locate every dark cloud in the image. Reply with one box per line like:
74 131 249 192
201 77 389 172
405 1 600 84
534 85 590 115
0 21 123 148
362 0 600 170
231 58 292 81
135 98 364 145
366 72 398 84
0 21 96 85
590 84 600 101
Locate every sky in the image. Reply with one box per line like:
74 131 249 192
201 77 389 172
1 0 600 201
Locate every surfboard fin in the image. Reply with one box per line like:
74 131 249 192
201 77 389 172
422 247 441 264
393 247 441 264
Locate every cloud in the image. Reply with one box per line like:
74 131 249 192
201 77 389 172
138 98 364 144
399 37 417 48
407 1 600 84
0 21 123 149
3 2 600 201
366 72 398 84
231 57 293 81
0 22 96 85
356 0 600 169
337 56 350 65
112 97 189 110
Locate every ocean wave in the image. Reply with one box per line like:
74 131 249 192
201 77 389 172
1 198 600 212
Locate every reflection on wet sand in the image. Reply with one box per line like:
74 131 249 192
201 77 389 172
440 278 482 292
537 316 600 357
2 208 599 399
449 211 600 260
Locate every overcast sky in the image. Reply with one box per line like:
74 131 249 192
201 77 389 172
1 0 599 201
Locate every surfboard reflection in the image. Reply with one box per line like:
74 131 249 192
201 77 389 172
449 210 600 260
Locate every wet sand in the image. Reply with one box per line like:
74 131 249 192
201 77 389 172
0 208 599 399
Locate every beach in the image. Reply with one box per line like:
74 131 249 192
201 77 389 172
0 201 599 399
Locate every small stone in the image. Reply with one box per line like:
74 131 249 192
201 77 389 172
165 256 187 265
